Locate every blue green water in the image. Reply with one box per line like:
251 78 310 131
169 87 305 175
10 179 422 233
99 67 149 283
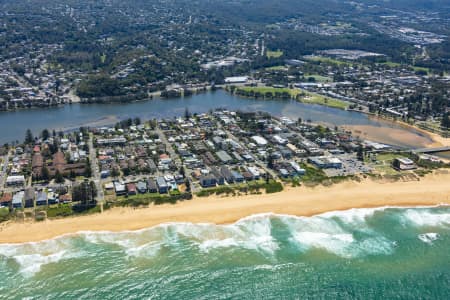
0 206 449 299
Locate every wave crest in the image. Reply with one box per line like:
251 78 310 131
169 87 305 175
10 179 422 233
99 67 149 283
1 205 448 277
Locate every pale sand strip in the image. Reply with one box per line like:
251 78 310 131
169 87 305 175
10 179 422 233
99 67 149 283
1 171 449 244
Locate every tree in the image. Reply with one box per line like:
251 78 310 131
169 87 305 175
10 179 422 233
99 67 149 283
89 181 98 200
41 129 50 141
268 154 275 169
357 145 364 161
72 180 97 212
41 166 50 181
134 117 141 126
25 129 34 144
184 107 191 120
441 112 450 130
84 158 92 178
185 179 191 192
179 166 185 178
111 167 120 178
55 170 64 183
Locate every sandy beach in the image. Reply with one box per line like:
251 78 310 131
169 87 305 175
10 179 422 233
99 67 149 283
1 171 449 244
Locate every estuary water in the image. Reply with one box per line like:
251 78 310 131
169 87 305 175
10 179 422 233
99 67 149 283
0 206 449 299
0 90 432 148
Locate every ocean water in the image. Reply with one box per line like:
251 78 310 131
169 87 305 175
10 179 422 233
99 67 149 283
0 206 449 299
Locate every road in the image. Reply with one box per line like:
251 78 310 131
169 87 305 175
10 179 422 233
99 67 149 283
0 151 10 189
154 127 198 193
154 127 182 168
217 122 279 180
88 134 104 203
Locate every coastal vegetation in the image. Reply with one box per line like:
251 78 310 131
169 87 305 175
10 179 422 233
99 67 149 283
196 180 284 197
114 193 193 207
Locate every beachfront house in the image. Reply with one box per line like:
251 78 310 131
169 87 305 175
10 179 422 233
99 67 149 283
156 176 168 194
114 182 127 196
36 191 48 206
147 179 158 193
12 191 24 208
210 167 225 185
200 174 217 188
136 181 147 194
24 187 35 208
0 193 12 208
127 183 137 196
220 166 234 184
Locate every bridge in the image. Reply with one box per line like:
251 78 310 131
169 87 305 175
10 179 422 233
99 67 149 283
410 146 450 154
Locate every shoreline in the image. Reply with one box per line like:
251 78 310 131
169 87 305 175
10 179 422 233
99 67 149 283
1 171 449 244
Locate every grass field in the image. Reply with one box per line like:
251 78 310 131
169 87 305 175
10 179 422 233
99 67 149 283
237 86 301 97
304 56 351 66
366 153 406 175
266 50 283 59
265 65 288 71
379 61 429 73
301 94 348 109
236 86 348 109
304 74 333 83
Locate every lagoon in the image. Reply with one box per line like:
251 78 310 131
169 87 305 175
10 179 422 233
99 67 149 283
0 90 432 148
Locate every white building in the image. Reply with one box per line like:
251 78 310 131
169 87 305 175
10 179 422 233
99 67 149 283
224 76 248 84
251 136 268 146
6 175 25 186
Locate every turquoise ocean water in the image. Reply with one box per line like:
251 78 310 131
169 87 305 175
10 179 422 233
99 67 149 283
0 206 449 299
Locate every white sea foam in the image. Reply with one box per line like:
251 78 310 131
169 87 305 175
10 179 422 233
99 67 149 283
81 229 165 258
318 207 385 225
0 238 81 277
418 233 440 244
279 208 398 258
401 209 450 227
1 205 448 276
197 216 279 255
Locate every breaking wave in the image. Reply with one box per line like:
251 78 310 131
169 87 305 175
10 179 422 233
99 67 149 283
0 205 448 277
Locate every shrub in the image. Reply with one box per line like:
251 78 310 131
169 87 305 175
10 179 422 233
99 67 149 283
265 181 283 194
0 207 10 222
47 204 73 218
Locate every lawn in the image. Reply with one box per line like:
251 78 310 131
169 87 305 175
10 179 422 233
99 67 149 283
379 61 429 73
304 74 333 83
304 55 351 66
235 86 348 109
301 95 348 110
266 50 283 59
265 65 288 71
366 153 404 175
238 86 301 97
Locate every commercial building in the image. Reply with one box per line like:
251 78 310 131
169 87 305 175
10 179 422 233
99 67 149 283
308 156 342 169
393 157 417 171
